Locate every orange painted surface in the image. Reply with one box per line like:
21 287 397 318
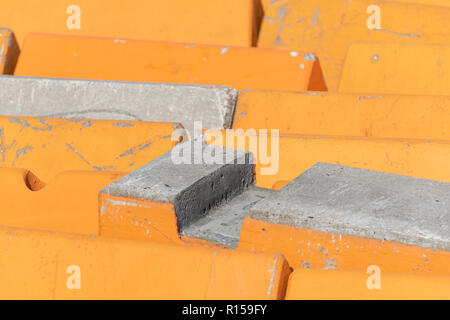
0 168 124 235
392 0 450 6
286 268 450 300
339 42 450 95
0 28 20 74
206 131 450 190
233 91 450 139
238 218 450 277
0 116 180 183
0 0 260 47
99 194 180 244
0 226 291 299
15 33 326 92
258 0 450 90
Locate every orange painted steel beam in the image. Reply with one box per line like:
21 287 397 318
0 28 20 74
0 226 291 299
237 217 450 277
15 33 326 92
258 0 450 91
339 42 450 96
0 168 124 235
0 116 181 183
205 131 450 190
285 268 450 300
391 0 450 6
99 193 181 244
0 117 181 236
233 91 450 139
0 0 261 47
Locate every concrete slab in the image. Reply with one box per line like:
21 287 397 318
101 140 255 231
0 76 238 134
250 163 450 251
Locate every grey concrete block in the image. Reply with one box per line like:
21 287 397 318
0 76 238 133
182 185 275 248
250 163 450 251
101 140 255 231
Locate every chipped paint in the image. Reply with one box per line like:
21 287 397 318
113 122 135 128
267 255 278 295
303 53 316 62
373 29 423 38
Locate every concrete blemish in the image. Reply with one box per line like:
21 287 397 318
16 146 33 158
264 15 275 23
290 51 298 57
304 53 316 62
301 260 311 269
113 122 135 128
92 165 116 171
312 6 320 28
374 29 423 38
118 148 135 158
66 143 92 166
322 259 339 270
138 142 152 151
359 95 382 101
117 140 152 159
220 47 229 55
81 120 93 129
267 255 278 295
9 117 53 131
277 4 287 20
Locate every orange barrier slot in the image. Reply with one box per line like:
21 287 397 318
339 42 450 96
0 226 291 299
0 116 181 182
0 0 261 47
233 91 450 140
15 33 326 92
285 268 450 300
0 28 20 74
258 0 450 91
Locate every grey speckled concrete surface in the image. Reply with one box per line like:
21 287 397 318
250 163 450 251
101 140 255 231
182 185 275 248
0 76 238 134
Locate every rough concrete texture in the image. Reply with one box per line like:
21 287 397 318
102 139 255 231
0 76 238 133
182 185 275 248
251 163 450 251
